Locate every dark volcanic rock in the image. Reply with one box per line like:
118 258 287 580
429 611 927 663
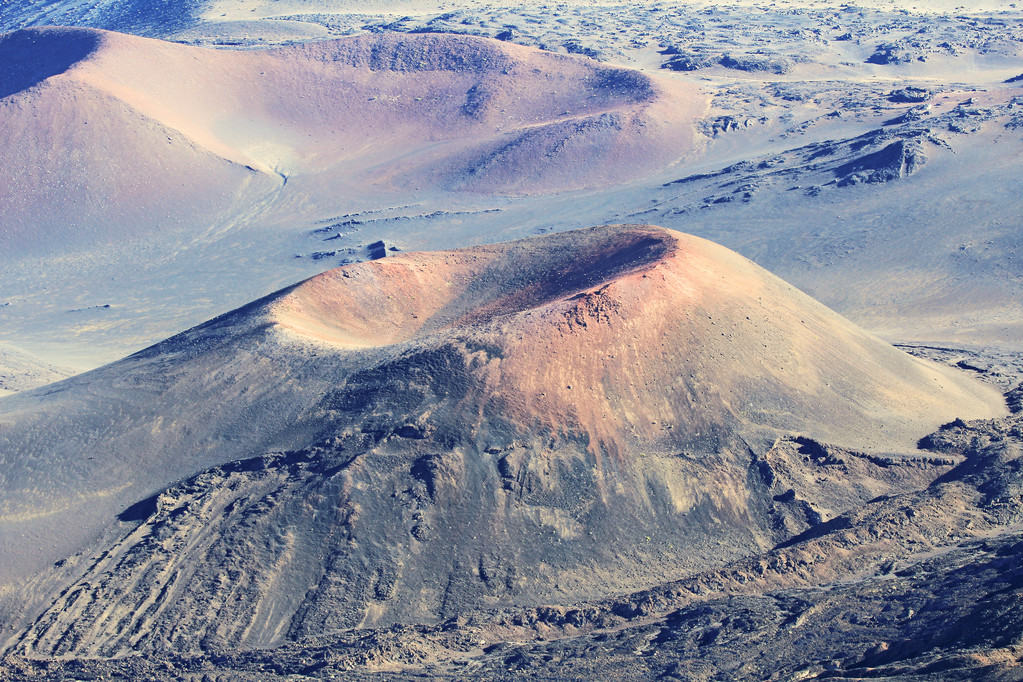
888 86 932 103
1006 383 1023 414
834 138 925 186
662 51 792 74
562 40 600 59
718 53 791 74
867 42 923 65
366 240 387 260
661 51 716 72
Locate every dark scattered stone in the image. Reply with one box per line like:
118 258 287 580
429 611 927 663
1007 383 1023 414
699 115 769 137
867 43 922 65
662 51 716 72
1006 113 1023 130
834 139 924 186
410 454 441 499
794 436 829 461
888 87 931 103
394 424 427 439
719 53 791 75
773 489 797 503
956 359 987 373
562 40 599 59
917 417 970 452
117 493 159 523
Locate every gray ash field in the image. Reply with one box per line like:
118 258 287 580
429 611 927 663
3 1 1023 680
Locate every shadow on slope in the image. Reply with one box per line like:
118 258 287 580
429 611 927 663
0 27 99 99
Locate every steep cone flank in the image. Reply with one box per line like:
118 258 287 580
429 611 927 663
0 227 1005 657
0 27 705 253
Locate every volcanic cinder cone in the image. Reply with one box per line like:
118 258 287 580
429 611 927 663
0 27 705 256
0 226 1004 657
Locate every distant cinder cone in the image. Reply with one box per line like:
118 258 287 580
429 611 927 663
0 27 705 256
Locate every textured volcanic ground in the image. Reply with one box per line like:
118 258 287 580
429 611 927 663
0 225 1003 659
0 26 704 256
3 2 1023 678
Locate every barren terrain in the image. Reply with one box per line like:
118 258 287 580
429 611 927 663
0 226 1012 679
3 0 1023 679
3 1 1023 366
